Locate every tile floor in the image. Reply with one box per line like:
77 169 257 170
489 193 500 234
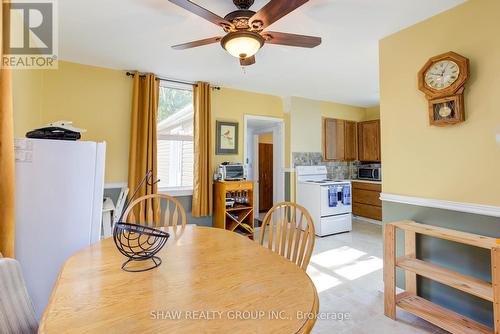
306 220 447 334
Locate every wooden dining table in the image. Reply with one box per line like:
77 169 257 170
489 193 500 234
39 226 319 333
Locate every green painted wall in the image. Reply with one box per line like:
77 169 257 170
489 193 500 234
383 201 500 327
285 172 291 202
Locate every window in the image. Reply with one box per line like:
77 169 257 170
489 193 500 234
157 82 194 193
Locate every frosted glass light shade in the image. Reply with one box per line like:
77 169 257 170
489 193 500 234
221 32 264 59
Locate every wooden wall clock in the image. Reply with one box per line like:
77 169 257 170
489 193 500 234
418 51 470 126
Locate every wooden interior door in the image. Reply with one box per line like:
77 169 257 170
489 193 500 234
259 143 273 212
358 120 381 162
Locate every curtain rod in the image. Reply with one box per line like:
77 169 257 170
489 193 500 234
125 72 221 90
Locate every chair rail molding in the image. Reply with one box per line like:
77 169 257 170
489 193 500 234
104 182 128 189
380 193 500 218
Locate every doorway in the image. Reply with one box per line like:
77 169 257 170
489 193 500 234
258 133 273 212
243 115 285 218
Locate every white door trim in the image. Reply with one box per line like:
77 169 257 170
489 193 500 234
243 115 285 209
380 192 500 218
252 134 260 214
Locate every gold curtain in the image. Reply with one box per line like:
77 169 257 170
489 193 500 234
127 73 159 220
192 82 213 217
0 0 15 257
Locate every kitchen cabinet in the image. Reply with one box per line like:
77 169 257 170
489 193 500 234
352 181 382 221
323 118 357 161
357 120 381 162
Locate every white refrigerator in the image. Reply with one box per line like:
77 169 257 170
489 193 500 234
14 138 106 318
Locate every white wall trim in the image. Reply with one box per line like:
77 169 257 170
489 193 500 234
105 183 193 197
159 187 193 197
105 182 127 189
381 193 500 218
243 114 285 207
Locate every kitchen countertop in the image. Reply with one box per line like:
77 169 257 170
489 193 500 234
351 179 382 184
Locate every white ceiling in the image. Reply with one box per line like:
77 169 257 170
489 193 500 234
59 0 464 107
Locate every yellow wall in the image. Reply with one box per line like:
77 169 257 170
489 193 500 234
259 132 273 144
12 70 43 136
364 106 380 121
287 97 369 202
380 0 500 206
12 66 290 183
290 96 367 153
12 61 375 185
211 87 285 169
12 61 133 183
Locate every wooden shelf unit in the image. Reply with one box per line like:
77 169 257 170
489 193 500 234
384 220 500 334
214 181 255 240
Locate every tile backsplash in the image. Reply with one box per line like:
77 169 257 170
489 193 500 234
292 152 359 180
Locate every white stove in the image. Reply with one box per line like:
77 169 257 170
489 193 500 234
296 166 352 236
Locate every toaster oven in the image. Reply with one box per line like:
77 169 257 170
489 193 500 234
219 163 246 181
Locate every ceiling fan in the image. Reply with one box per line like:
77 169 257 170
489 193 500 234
169 0 322 66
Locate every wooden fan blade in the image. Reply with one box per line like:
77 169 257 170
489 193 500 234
249 0 309 30
172 36 222 50
240 56 256 66
262 31 321 48
169 0 233 29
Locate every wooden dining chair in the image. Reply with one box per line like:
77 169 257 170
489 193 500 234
259 202 315 271
0 258 38 334
122 194 187 229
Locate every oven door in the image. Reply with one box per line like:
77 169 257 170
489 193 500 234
320 185 352 217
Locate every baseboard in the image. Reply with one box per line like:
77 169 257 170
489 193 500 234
381 193 500 218
353 215 382 226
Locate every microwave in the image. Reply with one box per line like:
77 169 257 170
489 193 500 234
219 163 246 181
358 166 381 181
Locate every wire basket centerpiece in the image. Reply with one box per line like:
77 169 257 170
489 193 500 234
113 170 168 272
113 222 169 272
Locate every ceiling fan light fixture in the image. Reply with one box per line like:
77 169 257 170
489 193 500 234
221 31 264 59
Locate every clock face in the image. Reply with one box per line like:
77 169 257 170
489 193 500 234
424 60 460 90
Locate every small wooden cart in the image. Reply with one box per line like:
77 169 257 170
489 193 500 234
214 180 255 240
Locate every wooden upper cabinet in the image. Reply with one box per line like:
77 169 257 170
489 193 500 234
324 118 343 160
323 118 357 161
357 120 381 162
344 121 357 161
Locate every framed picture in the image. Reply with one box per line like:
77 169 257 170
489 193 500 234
216 121 238 155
